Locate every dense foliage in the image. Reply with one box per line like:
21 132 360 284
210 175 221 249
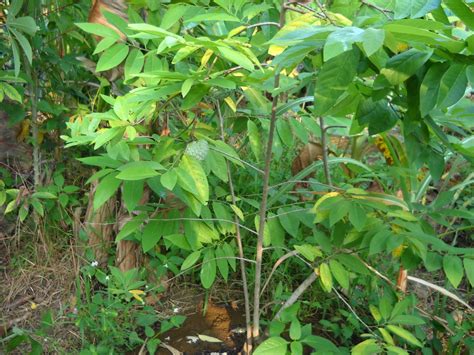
1 0 473 354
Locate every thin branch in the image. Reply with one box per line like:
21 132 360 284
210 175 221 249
209 147 264 174
314 0 336 25
260 251 298 297
216 100 252 354
360 0 392 19
274 272 317 319
333 288 377 336
319 117 332 186
246 22 281 29
253 2 287 341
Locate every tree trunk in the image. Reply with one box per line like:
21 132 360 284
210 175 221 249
84 181 116 266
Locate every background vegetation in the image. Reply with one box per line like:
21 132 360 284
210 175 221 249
0 0 473 354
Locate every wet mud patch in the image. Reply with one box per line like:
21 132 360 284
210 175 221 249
157 301 245 354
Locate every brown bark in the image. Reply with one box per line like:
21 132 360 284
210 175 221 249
84 181 116 267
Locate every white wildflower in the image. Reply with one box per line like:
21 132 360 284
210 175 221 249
91 260 99 267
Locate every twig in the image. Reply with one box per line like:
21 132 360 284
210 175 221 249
274 272 317 319
252 2 287 341
360 0 392 19
333 288 377 336
314 0 336 25
260 251 298 297
319 117 332 186
216 100 252 354
246 22 281 29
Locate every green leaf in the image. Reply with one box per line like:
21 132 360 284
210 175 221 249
290 341 303 355
436 63 467 109
10 29 32 65
324 27 364 61
314 49 359 116
348 204 367 231
464 259 474 287
352 339 381 355
11 39 21 77
161 169 178 191
207 150 228 182
213 202 235 234
161 4 188 29
294 245 322 262
93 127 125 149
254 215 271 246
181 250 201 270
93 37 116 55
276 119 293 148
1 83 21 102
381 49 433 85
278 207 300 237
122 180 144 212
289 320 302 340
8 16 37 36
30 199 44 217
116 161 161 180
369 305 382 323
267 215 285 247
94 173 121 210
96 43 129 72
200 249 216 289
116 218 143 241
419 63 447 116
335 254 370 275
253 337 288 355
223 243 236 271
141 220 163 253
181 85 208 109
247 120 263 162
128 23 185 41
362 28 385 57
31 191 56 199
386 325 423 347
218 46 254 71
302 335 339 352
124 48 145 80
443 255 464 288
9 0 23 17
394 0 441 19
444 0 474 30
181 78 194 98
215 246 229 281
76 22 120 39
390 315 425 326
230 204 244 221
179 155 209 204
319 263 333 293
164 234 191 250
186 11 240 23
329 259 350 289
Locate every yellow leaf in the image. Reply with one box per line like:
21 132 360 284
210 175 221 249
224 97 237 113
228 26 246 38
313 191 340 211
396 42 409 53
129 289 145 303
16 119 30 142
201 49 214 67
30 302 38 310
268 45 285 56
392 244 405 258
